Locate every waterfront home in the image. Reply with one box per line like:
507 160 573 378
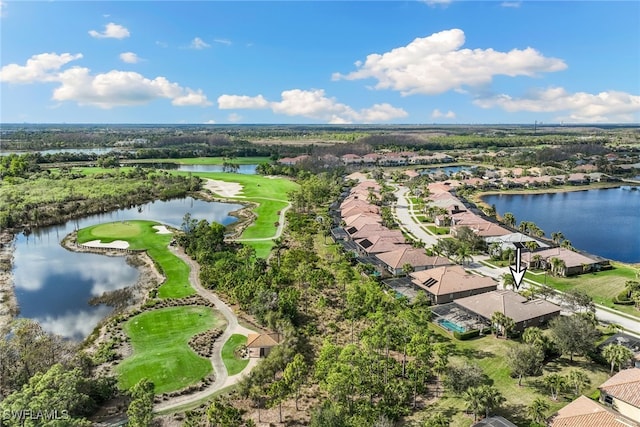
485 233 549 253
521 247 606 276
453 290 561 333
410 265 497 305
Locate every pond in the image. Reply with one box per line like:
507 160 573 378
0 147 117 156
12 197 243 340
127 163 258 174
482 186 640 263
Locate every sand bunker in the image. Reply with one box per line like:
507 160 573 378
83 240 130 249
153 225 172 235
204 179 243 198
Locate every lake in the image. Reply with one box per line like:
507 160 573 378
127 163 258 174
12 197 243 340
482 186 640 263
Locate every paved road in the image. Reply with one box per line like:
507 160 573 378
154 246 259 412
391 183 640 339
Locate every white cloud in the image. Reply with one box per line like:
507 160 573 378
119 52 140 63
333 28 567 96
218 94 270 109
474 87 640 123
218 88 407 123
0 52 83 84
214 38 232 46
156 41 169 48
172 89 213 107
431 109 456 119
0 1 7 18
204 119 216 124
501 2 522 8
422 0 453 7
2 52 212 108
190 37 211 49
227 113 243 123
53 68 212 108
88 22 130 39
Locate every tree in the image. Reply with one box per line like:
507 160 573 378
402 262 415 276
462 386 484 422
551 231 565 245
567 369 591 396
455 244 473 266
283 353 307 411
526 397 550 425
543 373 566 400
502 212 516 227
549 315 599 362
206 397 244 427
479 385 505 418
602 344 634 375
127 378 155 427
444 361 485 395
491 312 515 339
501 273 515 290
506 344 544 386
550 257 566 276
564 289 595 313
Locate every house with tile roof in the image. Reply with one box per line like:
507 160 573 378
599 368 640 422
548 395 639 427
376 247 452 276
521 247 607 276
453 290 561 332
410 265 497 305
246 333 281 358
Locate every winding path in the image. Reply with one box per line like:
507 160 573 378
153 246 259 412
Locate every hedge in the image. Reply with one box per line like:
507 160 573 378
453 329 480 340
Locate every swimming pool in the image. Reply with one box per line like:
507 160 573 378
437 318 466 333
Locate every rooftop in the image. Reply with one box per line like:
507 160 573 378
548 395 639 427
410 265 496 296
454 290 561 323
599 368 640 408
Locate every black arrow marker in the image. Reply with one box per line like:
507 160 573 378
509 246 527 290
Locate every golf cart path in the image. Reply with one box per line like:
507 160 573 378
154 246 259 412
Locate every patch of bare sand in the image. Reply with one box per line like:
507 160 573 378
153 225 172 235
203 178 243 198
83 240 130 249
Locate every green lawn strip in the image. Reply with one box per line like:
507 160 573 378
221 334 249 376
248 241 277 259
77 220 194 298
426 225 450 235
426 324 609 426
240 199 289 240
524 262 640 319
117 306 224 394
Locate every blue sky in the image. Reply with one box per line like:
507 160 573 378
1 1 638 124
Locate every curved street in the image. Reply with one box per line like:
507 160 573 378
392 183 640 338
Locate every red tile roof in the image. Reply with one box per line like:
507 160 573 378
600 368 640 408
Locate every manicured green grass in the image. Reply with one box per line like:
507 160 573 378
427 225 450 235
221 334 249 376
183 172 298 256
524 262 640 318
117 306 225 393
425 324 609 427
77 220 193 298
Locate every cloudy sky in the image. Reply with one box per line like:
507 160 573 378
1 1 638 124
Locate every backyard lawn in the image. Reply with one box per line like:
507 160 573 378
424 324 610 427
222 334 249 376
117 306 226 394
524 262 640 318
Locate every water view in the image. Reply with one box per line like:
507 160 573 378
12 197 243 340
482 186 640 263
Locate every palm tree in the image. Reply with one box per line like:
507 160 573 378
567 369 591 396
524 240 539 251
479 385 505 418
560 239 573 249
502 212 516 227
624 280 640 299
462 386 484 422
501 273 515 290
551 231 565 245
526 397 550 425
602 344 634 375
544 373 566 400
550 257 565 276
455 244 473 267
532 254 543 270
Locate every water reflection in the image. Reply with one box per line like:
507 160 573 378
12 196 243 340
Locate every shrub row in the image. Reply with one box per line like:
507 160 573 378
453 329 480 340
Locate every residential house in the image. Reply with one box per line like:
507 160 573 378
521 247 607 276
453 290 561 332
410 265 497 305
599 368 640 422
376 246 452 276
548 395 639 427
355 234 408 256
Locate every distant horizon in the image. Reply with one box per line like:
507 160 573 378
1 1 638 124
